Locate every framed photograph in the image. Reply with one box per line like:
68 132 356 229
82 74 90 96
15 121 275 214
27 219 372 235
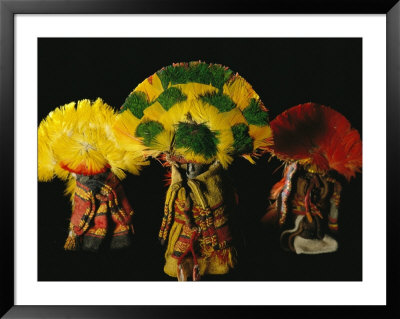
1 0 399 317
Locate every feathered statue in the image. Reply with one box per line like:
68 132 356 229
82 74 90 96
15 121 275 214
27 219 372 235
38 98 148 251
113 61 272 280
263 102 362 254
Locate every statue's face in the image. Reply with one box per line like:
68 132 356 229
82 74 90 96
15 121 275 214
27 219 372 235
179 162 208 179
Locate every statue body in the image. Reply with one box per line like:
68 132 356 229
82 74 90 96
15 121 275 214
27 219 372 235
274 163 342 254
159 161 237 280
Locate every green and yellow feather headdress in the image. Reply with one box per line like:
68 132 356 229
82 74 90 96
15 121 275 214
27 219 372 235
114 61 272 168
38 98 148 185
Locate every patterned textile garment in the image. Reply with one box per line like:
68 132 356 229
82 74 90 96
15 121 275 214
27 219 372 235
64 171 134 251
263 103 361 254
269 166 342 254
159 162 237 280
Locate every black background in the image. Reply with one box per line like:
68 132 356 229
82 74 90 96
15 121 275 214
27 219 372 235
38 38 362 281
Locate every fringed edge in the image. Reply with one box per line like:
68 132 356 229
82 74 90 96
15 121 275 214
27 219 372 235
210 247 237 268
64 231 79 251
177 264 187 281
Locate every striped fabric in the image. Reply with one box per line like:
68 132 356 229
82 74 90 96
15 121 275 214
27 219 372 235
64 171 134 251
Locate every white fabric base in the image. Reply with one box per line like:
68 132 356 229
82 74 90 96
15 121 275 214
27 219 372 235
293 234 338 255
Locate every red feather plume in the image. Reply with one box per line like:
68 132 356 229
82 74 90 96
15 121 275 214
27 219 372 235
268 103 362 180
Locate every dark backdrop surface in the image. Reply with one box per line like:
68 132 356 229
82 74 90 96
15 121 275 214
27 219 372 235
38 38 362 281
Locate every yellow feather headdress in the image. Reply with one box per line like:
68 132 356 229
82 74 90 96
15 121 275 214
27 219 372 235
38 98 148 186
113 61 272 168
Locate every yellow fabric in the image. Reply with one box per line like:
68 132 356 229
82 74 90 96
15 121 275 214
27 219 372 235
164 246 234 277
163 162 236 278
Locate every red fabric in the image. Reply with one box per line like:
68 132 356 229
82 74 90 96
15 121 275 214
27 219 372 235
70 172 134 239
104 173 133 226
94 214 107 229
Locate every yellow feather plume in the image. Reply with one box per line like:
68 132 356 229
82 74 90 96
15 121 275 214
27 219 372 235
223 75 260 111
174 83 218 100
249 125 273 150
38 98 148 183
134 74 164 102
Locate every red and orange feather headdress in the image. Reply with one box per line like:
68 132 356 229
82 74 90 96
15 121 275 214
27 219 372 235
267 102 362 181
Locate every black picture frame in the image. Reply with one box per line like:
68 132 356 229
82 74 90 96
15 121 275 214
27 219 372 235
1 0 399 318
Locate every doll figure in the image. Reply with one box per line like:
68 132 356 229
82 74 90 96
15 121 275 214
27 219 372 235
113 61 272 280
263 103 362 254
38 98 148 251
160 157 238 281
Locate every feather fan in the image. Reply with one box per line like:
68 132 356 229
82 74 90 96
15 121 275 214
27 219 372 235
38 98 148 198
267 102 362 180
114 61 272 168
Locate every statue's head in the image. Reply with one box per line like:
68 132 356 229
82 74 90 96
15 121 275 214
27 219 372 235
185 162 209 179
